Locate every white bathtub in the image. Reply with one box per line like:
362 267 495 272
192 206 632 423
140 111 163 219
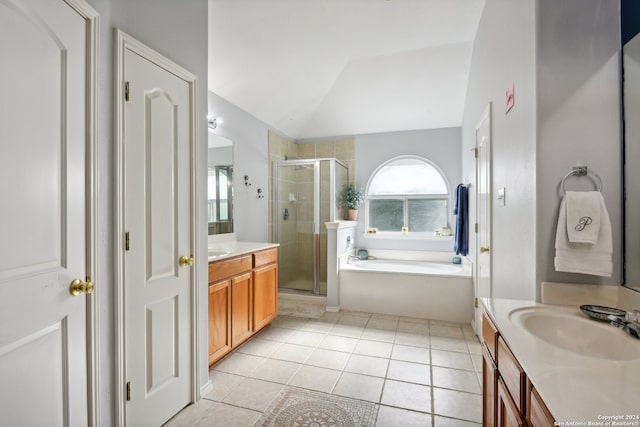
339 255 473 323
345 258 467 276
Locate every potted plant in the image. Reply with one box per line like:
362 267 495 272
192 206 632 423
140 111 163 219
344 185 364 220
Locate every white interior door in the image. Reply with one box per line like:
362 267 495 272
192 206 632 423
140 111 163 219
475 104 492 333
0 0 93 425
121 36 194 426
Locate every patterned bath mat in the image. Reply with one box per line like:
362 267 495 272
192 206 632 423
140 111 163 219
254 387 378 427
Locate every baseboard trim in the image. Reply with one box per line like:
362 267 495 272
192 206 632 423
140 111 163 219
325 305 340 312
199 379 213 399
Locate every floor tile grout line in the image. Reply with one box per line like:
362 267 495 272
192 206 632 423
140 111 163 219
208 314 481 425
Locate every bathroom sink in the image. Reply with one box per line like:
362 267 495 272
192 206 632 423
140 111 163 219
508 306 640 361
207 248 231 259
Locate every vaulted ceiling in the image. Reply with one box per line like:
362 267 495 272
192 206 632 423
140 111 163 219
208 0 485 140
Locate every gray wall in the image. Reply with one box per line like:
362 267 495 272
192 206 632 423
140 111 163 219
461 0 538 300
84 0 208 423
208 146 233 167
536 0 622 290
354 128 462 252
208 91 275 242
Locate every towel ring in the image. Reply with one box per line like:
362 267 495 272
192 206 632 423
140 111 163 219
560 166 603 194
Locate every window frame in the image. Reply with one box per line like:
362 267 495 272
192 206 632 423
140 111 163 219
364 155 452 238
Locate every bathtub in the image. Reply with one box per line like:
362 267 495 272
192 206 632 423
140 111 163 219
339 255 473 323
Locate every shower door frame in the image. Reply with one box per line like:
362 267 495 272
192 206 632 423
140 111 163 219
273 158 347 295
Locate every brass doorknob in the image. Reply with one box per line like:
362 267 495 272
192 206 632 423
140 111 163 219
480 246 490 254
179 256 194 268
70 277 94 296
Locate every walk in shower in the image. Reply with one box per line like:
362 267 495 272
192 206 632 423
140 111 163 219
273 159 349 295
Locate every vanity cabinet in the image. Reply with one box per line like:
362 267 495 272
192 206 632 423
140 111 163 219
482 313 555 427
252 248 278 332
208 280 231 364
230 271 253 347
208 247 278 366
527 382 555 427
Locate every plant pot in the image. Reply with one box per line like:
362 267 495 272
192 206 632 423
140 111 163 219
347 209 359 221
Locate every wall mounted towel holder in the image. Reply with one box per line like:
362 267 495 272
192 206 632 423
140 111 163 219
560 165 603 194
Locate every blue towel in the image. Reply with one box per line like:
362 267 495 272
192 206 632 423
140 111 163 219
453 184 468 256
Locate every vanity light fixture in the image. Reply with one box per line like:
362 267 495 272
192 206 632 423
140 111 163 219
207 114 224 131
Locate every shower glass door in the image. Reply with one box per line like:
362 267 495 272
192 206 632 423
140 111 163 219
275 161 319 293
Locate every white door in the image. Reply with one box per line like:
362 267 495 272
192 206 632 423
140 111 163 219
0 0 95 425
121 38 194 426
475 104 492 333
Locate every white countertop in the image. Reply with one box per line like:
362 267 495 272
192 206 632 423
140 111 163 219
482 298 640 423
207 241 279 262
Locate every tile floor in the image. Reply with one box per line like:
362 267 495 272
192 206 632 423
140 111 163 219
165 311 484 427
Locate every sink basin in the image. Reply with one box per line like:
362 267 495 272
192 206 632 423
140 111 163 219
207 248 231 259
508 306 640 361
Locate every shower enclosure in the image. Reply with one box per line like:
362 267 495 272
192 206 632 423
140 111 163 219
273 159 349 295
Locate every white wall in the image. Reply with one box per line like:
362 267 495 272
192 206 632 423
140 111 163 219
462 0 622 301
84 0 208 424
208 91 276 242
462 0 538 300
354 127 462 252
536 0 622 290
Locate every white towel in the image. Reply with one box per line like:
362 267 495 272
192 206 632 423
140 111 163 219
565 191 601 244
554 194 612 277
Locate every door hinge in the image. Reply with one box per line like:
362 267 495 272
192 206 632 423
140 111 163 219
474 223 478 233
473 147 478 158
474 298 478 308
124 81 130 101
125 232 130 251
126 381 131 401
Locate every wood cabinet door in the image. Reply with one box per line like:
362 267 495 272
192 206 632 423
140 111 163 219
231 272 253 347
483 344 498 427
253 263 278 331
497 378 525 427
529 386 555 427
208 280 232 365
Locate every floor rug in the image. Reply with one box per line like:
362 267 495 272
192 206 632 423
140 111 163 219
254 387 378 427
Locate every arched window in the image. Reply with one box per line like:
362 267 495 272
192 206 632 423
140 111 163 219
366 156 450 233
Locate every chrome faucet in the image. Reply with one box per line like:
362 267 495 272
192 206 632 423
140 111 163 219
607 310 640 339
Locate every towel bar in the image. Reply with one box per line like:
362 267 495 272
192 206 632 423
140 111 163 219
560 165 602 194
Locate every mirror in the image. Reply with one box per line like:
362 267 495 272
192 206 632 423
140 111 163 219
208 133 234 235
623 1 640 291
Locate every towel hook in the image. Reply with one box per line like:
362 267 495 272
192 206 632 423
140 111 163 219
560 165 603 195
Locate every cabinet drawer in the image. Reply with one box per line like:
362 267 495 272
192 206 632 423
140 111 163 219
254 247 277 267
209 255 252 282
482 313 498 362
497 336 525 413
